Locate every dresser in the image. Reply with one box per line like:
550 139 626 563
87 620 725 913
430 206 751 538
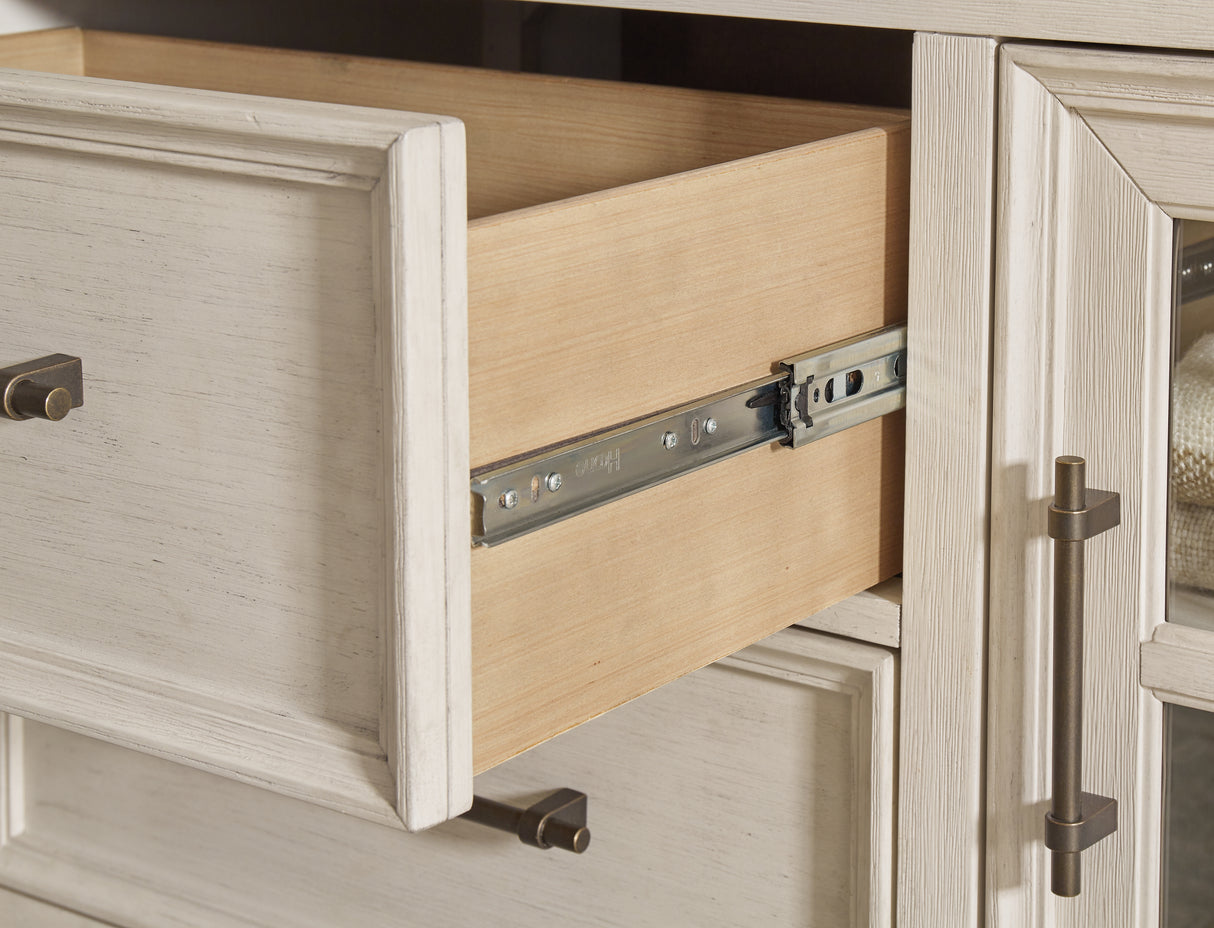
2 2 1212 926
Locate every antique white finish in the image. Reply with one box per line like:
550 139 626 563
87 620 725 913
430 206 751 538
1142 623 1214 714
898 32 999 928
0 887 106 927
0 70 471 831
0 626 896 928
795 576 901 647
988 43 1214 926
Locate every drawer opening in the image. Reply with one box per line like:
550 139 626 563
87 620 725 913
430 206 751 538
0 28 907 787
34 27 898 221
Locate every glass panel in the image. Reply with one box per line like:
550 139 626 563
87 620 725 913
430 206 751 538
1164 705 1214 927
1164 221 1214 927
1170 219 1214 629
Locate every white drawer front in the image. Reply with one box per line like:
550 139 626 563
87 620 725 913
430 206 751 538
0 626 895 928
0 68 471 831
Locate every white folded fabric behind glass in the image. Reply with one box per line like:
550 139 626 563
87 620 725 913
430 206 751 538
1163 220 1214 927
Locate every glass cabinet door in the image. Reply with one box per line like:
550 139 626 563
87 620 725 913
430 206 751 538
1162 221 1214 928
990 43 1214 928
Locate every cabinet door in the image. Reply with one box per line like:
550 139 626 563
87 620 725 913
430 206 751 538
989 44 1214 926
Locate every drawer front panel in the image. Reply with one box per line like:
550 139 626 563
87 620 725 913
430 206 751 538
0 626 896 928
0 64 470 831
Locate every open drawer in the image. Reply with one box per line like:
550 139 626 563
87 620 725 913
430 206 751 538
0 29 907 830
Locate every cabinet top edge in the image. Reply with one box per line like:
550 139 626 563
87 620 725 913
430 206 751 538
543 0 1214 55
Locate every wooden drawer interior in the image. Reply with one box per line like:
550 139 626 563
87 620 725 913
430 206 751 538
0 29 907 775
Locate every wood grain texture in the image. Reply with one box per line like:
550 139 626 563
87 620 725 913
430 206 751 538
78 30 907 221
467 121 909 464
0 29 905 819
466 101 905 771
794 576 901 647
897 33 997 928
1142 623 1214 713
0 887 110 928
0 626 896 928
988 44 1175 927
549 0 1214 54
472 414 903 772
0 714 20 847
0 27 82 74
0 62 469 830
379 117 473 828
1011 45 1214 221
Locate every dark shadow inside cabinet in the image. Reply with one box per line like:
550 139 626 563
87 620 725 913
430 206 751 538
41 0 912 108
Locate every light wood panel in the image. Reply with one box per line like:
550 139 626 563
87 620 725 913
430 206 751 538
472 414 903 771
0 27 81 74
468 122 908 463
898 33 998 928
77 29 907 221
0 626 896 928
463 77 905 769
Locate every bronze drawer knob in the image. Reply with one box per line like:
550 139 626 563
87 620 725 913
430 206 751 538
10 380 73 421
1 355 84 422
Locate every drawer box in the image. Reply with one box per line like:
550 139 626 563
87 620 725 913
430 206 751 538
0 29 907 830
0 624 897 928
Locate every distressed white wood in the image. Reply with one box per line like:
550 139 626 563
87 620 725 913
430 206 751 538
0 70 470 831
0 626 896 928
987 44 1202 927
0 886 107 928
794 576 901 647
1142 623 1214 714
897 33 998 928
0 714 22 847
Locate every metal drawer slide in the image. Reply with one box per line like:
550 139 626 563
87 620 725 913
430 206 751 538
471 323 907 546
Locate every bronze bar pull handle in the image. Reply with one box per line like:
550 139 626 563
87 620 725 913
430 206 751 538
461 788 590 853
1045 455 1120 897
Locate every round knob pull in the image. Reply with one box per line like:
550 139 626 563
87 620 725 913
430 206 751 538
10 380 73 421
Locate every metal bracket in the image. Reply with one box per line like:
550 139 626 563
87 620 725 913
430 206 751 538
1045 791 1118 855
1047 489 1121 542
471 324 907 546
780 324 908 449
461 788 591 854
